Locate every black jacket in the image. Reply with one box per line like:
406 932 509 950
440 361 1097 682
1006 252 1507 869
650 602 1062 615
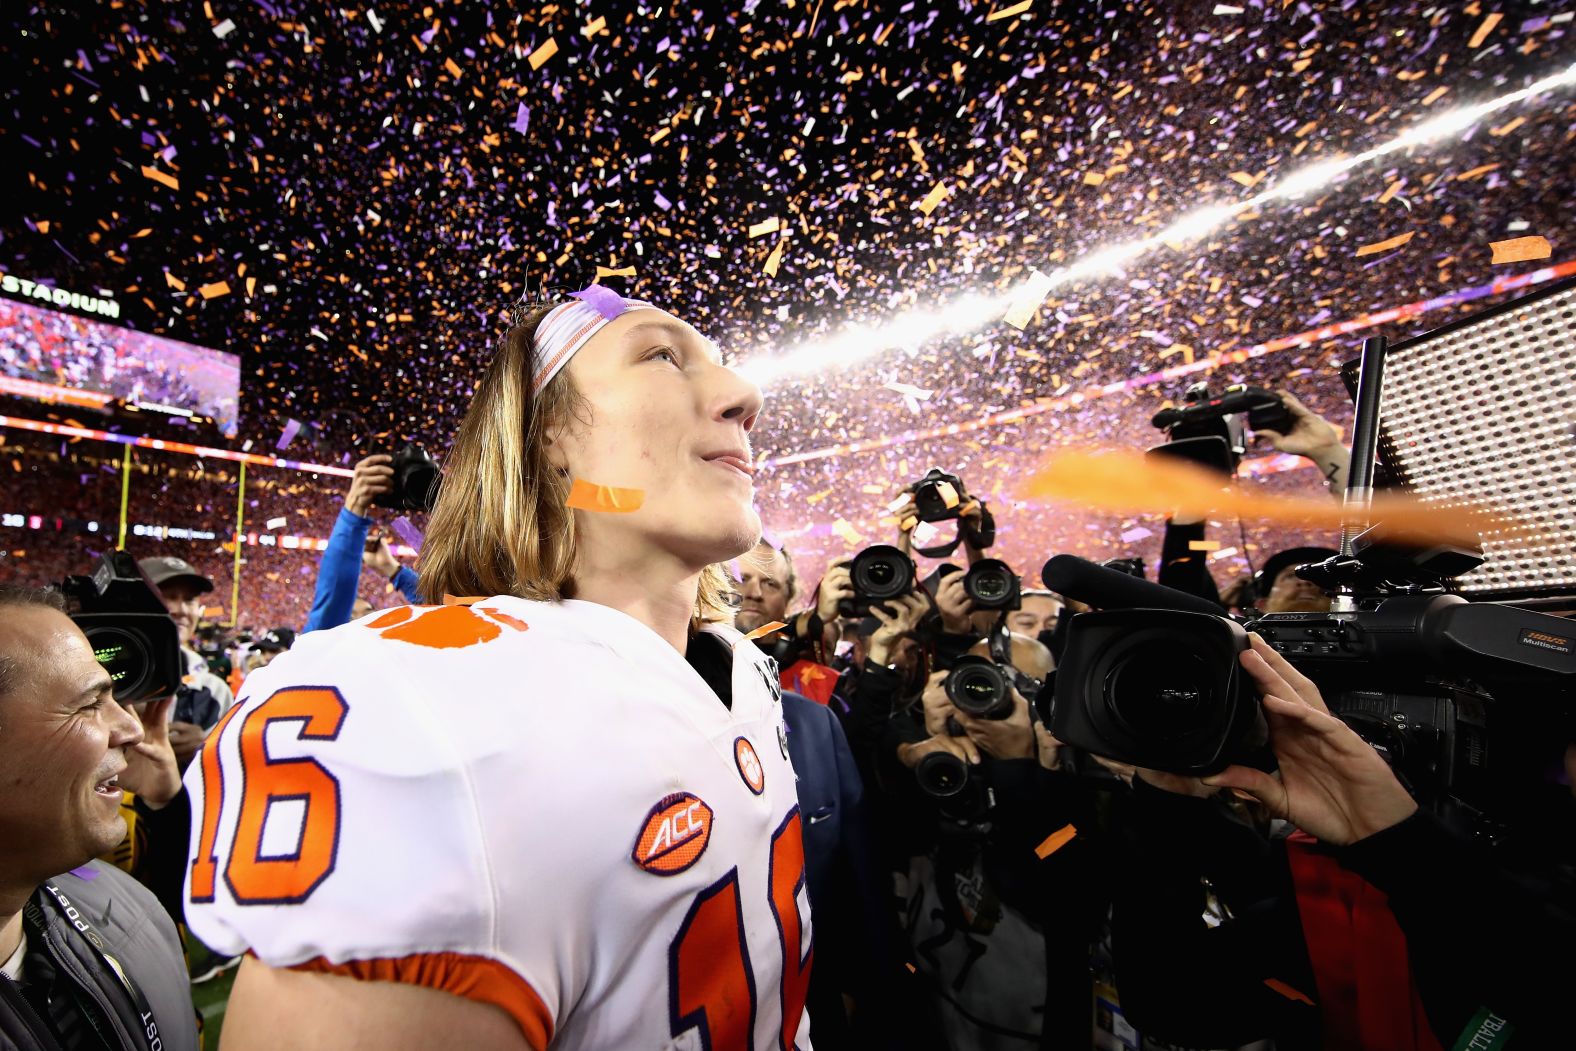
0 863 197 1051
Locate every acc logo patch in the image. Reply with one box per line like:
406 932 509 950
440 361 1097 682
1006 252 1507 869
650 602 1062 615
734 736 766 795
632 793 714 876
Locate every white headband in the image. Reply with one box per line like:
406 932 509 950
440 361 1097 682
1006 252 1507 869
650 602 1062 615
530 287 656 398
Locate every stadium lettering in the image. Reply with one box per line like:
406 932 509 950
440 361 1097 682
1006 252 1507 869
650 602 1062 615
0 271 121 319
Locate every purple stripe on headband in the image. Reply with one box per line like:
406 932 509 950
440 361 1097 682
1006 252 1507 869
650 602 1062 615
569 283 629 321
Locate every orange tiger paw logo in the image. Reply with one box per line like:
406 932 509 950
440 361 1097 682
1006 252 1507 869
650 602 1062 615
366 604 528 649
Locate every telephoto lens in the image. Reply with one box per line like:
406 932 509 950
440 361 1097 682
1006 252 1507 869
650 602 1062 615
945 655 1015 719
838 544 916 616
962 558 1021 609
914 750 970 797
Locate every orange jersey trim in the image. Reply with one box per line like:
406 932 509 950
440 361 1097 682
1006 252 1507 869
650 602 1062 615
289 952 554 1049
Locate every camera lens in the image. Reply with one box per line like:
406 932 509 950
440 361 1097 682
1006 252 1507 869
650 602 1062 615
1104 641 1215 739
83 625 155 703
850 545 914 602
915 751 969 797
946 657 1013 719
963 559 1017 608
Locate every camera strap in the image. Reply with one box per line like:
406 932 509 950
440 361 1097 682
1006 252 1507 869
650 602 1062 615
914 502 996 558
29 880 163 1051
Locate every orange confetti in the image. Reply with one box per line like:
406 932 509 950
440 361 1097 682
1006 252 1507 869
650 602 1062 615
443 57 462 79
744 621 788 640
1022 448 1517 550
831 518 864 546
1081 170 1106 187
986 0 1034 22
1003 268 1055 330
1468 12 1502 49
140 165 179 191
441 594 486 606
1263 978 1316 1005
164 271 186 292
763 239 785 278
916 180 949 216
1488 235 1552 265
1034 823 1077 859
1188 540 1221 552
566 478 645 513
595 265 637 279
581 15 607 38
747 217 781 239
528 38 558 70
1354 230 1414 257
198 280 231 300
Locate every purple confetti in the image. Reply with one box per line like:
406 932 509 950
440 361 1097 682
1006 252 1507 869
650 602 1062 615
390 515 424 552
569 282 628 321
70 865 100 881
512 102 530 135
276 418 302 450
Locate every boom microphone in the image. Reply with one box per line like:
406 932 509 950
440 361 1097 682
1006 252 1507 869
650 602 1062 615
1040 554 1228 616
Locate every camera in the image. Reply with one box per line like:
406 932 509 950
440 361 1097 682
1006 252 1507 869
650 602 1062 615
915 750 970 798
1148 383 1294 474
962 558 1020 610
373 443 442 512
837 544 916 617
60 551 184 705
945 655 1015 719
909 467 967 523
1046 609 1268 776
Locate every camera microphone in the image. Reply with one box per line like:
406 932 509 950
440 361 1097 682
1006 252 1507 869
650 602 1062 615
1040 554 1226 616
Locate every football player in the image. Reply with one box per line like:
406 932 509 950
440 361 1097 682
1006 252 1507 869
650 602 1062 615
184 287 813 1050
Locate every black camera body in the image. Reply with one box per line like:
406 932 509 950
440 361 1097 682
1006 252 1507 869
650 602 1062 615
909 467 966 523
837 544 916 617
1148 383 1295 474
373 443 442 513
945 655 1015 720
60 551 184 705
1046 609 1267 776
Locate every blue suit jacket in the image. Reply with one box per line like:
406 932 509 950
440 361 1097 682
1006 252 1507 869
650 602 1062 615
781 691 902 1048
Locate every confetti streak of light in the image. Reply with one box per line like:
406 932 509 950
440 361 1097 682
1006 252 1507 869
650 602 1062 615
737 62 1576 389
757 259 1576 469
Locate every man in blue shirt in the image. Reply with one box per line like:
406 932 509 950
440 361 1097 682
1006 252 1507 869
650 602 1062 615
303 454 423 633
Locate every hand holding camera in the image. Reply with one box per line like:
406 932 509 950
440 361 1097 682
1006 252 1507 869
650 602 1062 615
1200 635 1419 846
866 590 931 668
120 696 184 809
345 453 395 518
933 571 976 634
954 683 1036 761
813 557 856 625
363 535 401 579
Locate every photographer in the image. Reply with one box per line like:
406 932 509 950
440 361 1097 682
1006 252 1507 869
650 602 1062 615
137 556 233 770
301 453 422 634
889 472 994 568
1157 389 1351 608
735 540 849 705
0 586 198 1050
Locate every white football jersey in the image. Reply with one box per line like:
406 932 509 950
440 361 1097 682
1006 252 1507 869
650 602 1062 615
184 598 814 1051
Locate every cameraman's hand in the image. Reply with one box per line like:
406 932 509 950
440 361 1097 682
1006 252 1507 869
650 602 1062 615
1264 390 1342 459
889 492 920 555
896 733 981 770
1135 767 1219 799
933 572 976 634
120 697 183 809
813 557 855 625
363 536 400 579
1201 635 1418 845
918 669 957 739
167 720 208 768
345 454 394 518
867 591 930 668
955 687 1035 760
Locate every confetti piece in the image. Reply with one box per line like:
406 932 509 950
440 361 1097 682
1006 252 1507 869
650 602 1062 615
831 518 864 546
213 18 236 38
164 271 186 291
198 280 231 300
276 418 302 450
1488 235 1552 264
916 180 949 216
986 0 1034 22
566 479 645 513
748 217 781 239
1119 527 1153 543
594 265 637 279
1082 170 1106 187
390 515 425 552
1468 12 1503 49
1354 230 1415 257
1188 539 1221 551
1034 823 1077 859
744 621 788 640
528 38 558 70
444 57 463 79
140 166 179 191
1003 268 1055 330
569 282 628 320
1213 4 1244 13
581 15 606 38
935 480 960 509
265 516 287 530
69 866 100 881
1263 979 1316 1005
763 239 785 278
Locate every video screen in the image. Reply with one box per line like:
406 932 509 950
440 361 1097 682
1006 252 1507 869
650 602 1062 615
0 295 240 436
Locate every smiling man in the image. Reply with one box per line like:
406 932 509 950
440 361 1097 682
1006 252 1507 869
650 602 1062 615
138 555 234 768
0 585 198 1050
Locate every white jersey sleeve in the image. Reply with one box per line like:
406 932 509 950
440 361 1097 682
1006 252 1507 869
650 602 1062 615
184 599 812 1051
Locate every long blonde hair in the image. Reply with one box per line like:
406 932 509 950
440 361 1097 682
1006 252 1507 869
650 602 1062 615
418 303 734 622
